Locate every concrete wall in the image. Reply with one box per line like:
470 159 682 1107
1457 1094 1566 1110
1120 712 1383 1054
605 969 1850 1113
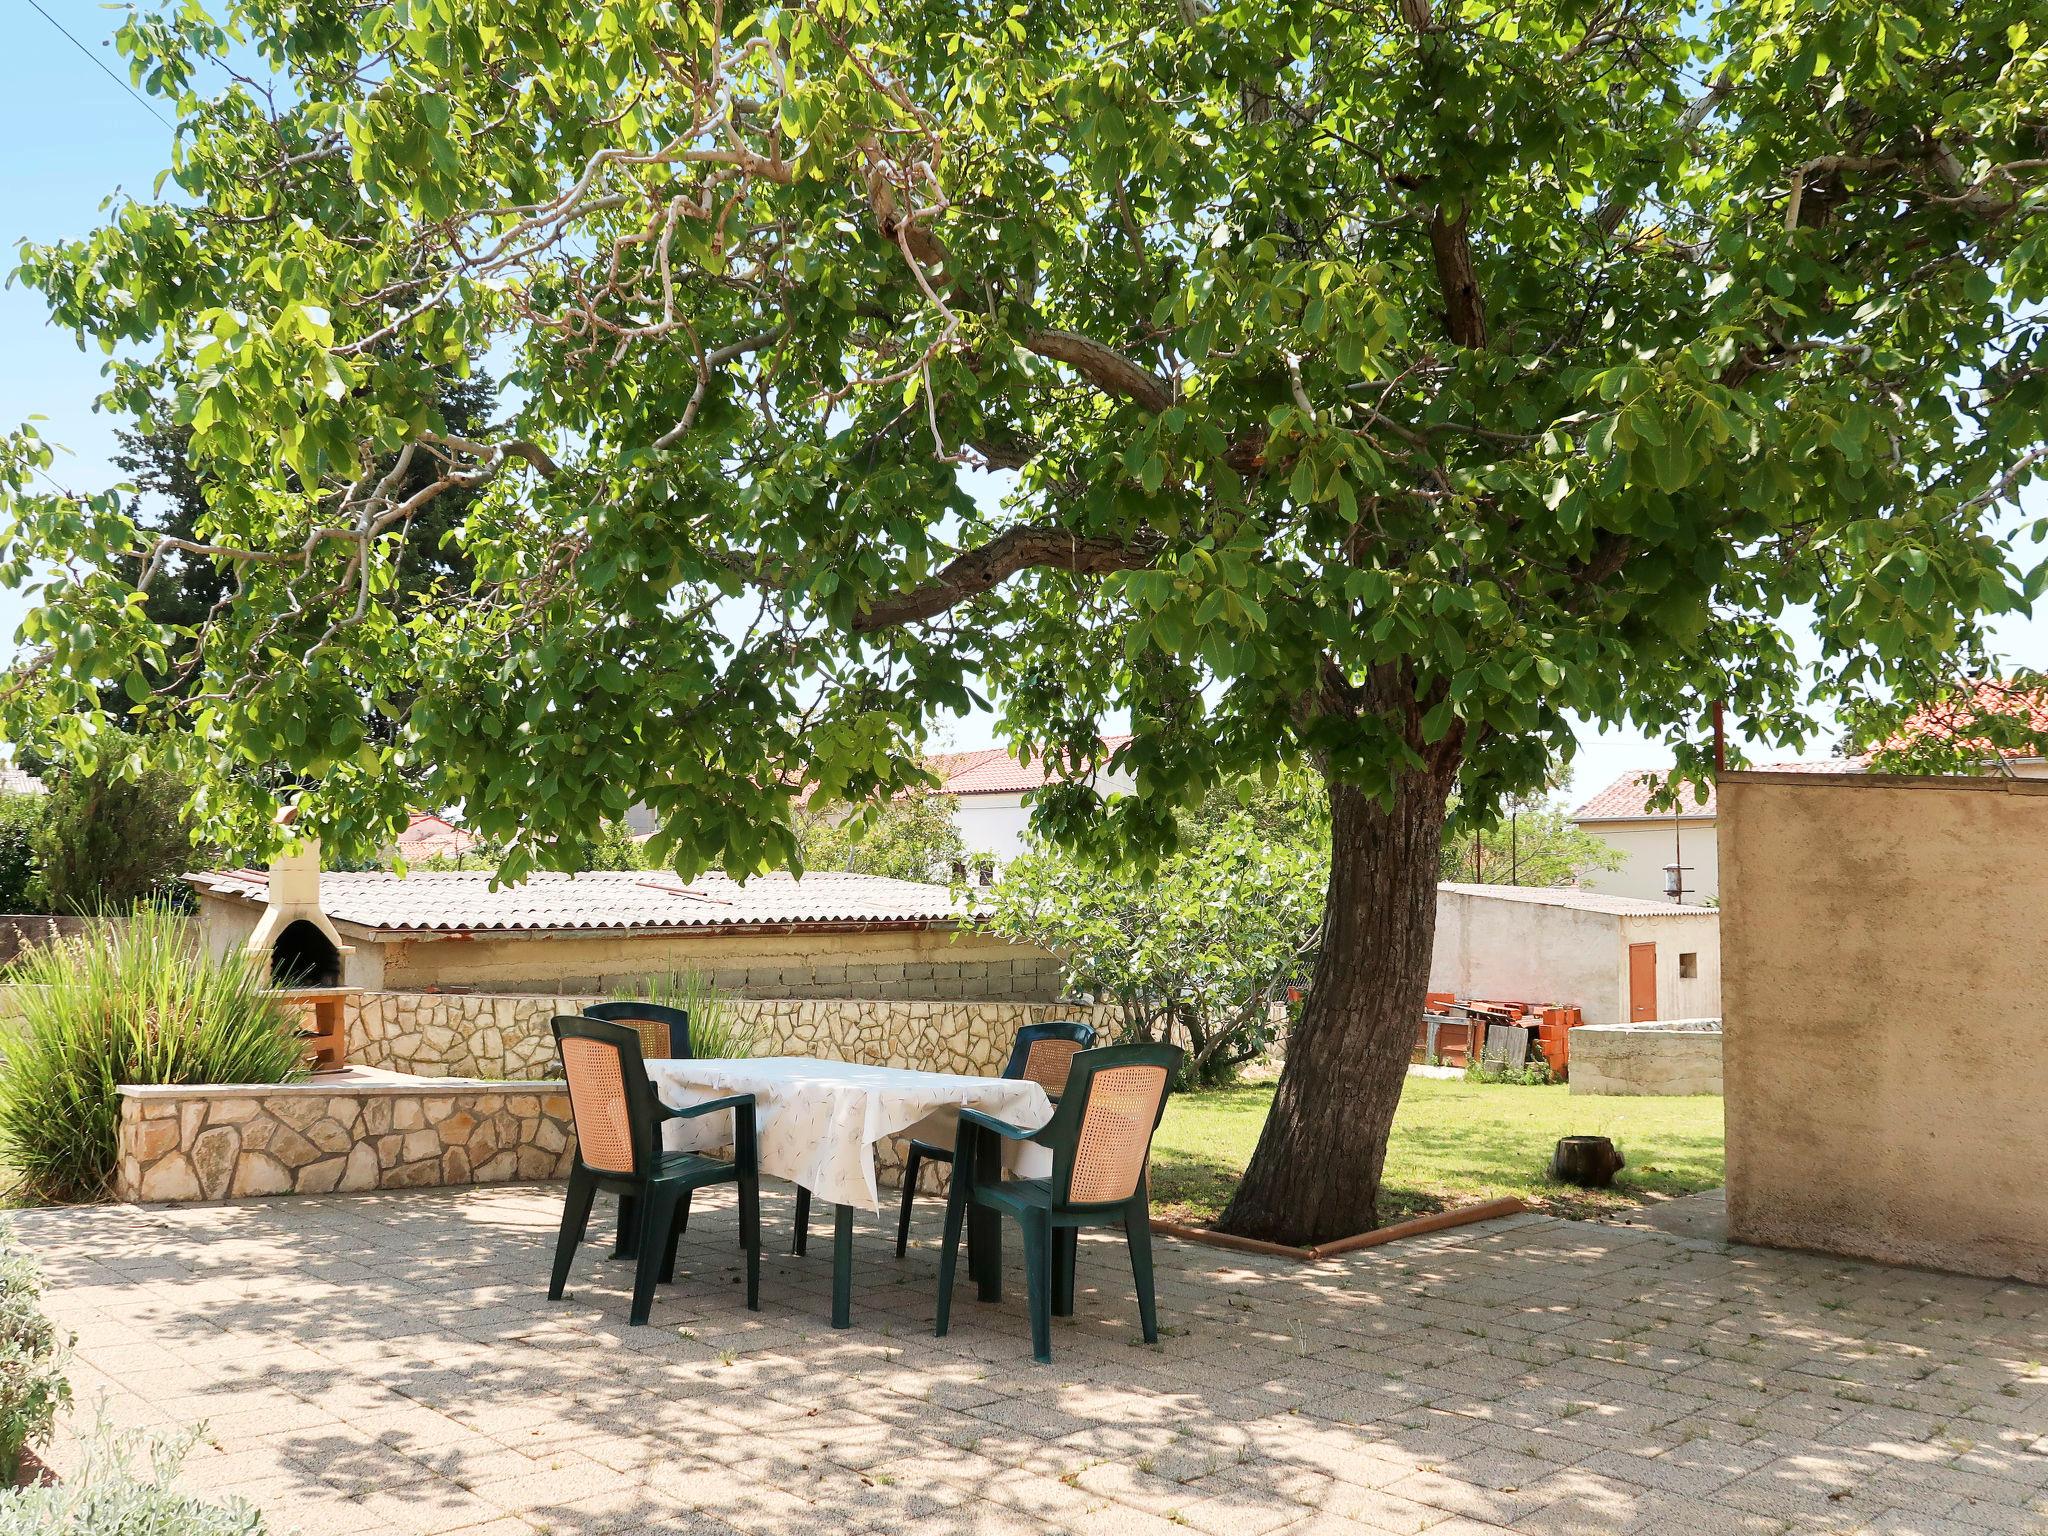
1569 1019 1723 1096
1429 889 1721 1024
1720 771 2048 1283
1575 818 1720 904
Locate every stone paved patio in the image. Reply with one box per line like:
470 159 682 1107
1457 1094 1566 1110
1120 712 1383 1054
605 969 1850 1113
14 1183 2048 1535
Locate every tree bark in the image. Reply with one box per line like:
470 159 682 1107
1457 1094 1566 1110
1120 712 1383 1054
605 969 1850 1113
1214 760 1456 1247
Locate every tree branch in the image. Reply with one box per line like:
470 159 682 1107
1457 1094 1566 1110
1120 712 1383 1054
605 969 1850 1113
851 524 1165 632
1021 329 1175 413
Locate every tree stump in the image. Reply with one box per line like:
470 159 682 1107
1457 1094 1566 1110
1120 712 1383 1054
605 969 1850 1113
1550 1135 1625 1188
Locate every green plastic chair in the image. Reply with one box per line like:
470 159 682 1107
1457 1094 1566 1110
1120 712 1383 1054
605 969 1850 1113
547 1015 760 1325
582 1001 690 1258
934 1041 1184 1363
894 1020 1097 1257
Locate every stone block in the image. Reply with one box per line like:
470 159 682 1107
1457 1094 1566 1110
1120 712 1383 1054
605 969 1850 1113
139 1155 201 1203
190 1126 241 1200
230 1153 293 1198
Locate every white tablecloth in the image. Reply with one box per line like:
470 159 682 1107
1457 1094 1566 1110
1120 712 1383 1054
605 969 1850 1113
645 1056 1053 1211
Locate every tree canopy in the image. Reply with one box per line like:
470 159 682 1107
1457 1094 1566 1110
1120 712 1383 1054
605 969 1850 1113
3 0 2041 870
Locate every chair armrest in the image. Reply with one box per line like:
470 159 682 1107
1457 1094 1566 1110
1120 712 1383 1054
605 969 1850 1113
658 1092 755 1123
958 1107 1044 1143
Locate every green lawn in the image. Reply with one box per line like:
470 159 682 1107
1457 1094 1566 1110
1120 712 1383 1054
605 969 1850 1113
1151 1076 1725 1226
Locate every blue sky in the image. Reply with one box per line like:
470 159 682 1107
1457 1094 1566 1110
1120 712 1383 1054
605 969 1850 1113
3 4 2042 807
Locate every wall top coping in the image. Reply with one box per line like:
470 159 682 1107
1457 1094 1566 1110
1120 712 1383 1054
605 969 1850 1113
118 1067 566 1101
1723 769 2048 796
1574 1017 1723 1035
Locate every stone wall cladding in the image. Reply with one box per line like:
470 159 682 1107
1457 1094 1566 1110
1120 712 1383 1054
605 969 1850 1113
345 991 1117 1082
114 1079 575 1202
1569 1019 1723 1096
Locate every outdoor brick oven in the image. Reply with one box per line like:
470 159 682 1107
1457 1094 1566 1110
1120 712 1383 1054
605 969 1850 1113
232 830 355 1069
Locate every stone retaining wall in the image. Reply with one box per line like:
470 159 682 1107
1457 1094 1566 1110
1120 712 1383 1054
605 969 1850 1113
114 1071 575 1202
346 991 1118 1082
1568 1018 1723 1096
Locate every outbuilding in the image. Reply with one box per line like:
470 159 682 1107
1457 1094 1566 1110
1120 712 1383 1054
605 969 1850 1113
1429 882 1720 1025
185 861 1063 1002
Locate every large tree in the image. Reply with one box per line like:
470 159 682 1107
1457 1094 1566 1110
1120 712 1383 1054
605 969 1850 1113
2 0 2045 1242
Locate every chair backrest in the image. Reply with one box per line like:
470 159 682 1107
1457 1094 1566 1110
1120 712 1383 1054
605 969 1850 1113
584 1000 690 1061
1002 1020 1096 1099
552 1016 662 1178
1041 1043 1184 1207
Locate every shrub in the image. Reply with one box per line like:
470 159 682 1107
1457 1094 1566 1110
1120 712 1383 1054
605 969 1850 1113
0 907 306 1202
0 1421 269 1533
0 799 44 916
623 971 757 1059
0 1229 69 1485
985 773 1327 1086
31 771 200 915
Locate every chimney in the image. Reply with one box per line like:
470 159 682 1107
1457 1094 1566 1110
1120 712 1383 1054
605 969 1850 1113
243 813 353 987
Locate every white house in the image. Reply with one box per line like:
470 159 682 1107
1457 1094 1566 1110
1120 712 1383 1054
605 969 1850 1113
929 735 1136 866
1430 882 1721 1025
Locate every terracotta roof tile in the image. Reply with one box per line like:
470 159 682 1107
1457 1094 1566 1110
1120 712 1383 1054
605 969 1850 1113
927 735 1133 796
395 813 477 860
1877 681 2048 760
1570 760 1843 821
183 868 973 935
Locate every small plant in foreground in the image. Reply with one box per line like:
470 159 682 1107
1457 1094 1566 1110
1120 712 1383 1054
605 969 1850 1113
0 1227 69 1485
0 1420 267 1533
0 906 305 1202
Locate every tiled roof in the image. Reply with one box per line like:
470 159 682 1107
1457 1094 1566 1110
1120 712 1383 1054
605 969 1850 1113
1437 882 1715 918
927 735 1133 796
1877 681 2048 760
0 767 45 797
184 868 974 936
1570 760 1845 821
395 813 477 860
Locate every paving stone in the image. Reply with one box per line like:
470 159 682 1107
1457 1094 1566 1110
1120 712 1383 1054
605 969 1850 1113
13 1184 2048 1536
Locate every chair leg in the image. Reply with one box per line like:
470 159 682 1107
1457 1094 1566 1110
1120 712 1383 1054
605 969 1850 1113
614 1193 639 1259
549 1166 597 1300
1020 1209 1053 1364
1124 1201 1159 1345
738 1172 761 1312
660 1190 693 1284
895 1145 922 1257
792 1184 810 1256
934 1159 970 1338
1054 1228 1078 1318
629 1189 676 1326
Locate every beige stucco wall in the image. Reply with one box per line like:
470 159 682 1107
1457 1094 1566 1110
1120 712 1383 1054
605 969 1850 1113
1429 889 1720 1024
1720 771 2048 1283
1575 817 1720 904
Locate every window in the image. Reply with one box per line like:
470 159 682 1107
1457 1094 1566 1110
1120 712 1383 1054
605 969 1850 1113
1678 952 1698 979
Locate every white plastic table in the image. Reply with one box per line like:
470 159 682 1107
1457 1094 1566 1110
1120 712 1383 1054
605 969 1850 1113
644 1056 1053 1326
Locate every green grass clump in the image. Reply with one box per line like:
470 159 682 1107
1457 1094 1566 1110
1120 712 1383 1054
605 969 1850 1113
623 970 758 1059
0 907 305 1203
1150 1077 1724 1227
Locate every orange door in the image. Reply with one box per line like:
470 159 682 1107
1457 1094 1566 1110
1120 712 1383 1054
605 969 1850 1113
1627 942 1658 1022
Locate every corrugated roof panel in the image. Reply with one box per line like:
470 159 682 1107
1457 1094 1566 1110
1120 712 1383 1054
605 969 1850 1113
184 868 976 935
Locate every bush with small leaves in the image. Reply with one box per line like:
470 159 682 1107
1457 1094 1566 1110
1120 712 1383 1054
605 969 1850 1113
0 1421 267 1532
0 1228 69 1486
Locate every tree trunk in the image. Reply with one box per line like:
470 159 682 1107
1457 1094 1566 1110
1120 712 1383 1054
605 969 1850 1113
1215 763 1455 1247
